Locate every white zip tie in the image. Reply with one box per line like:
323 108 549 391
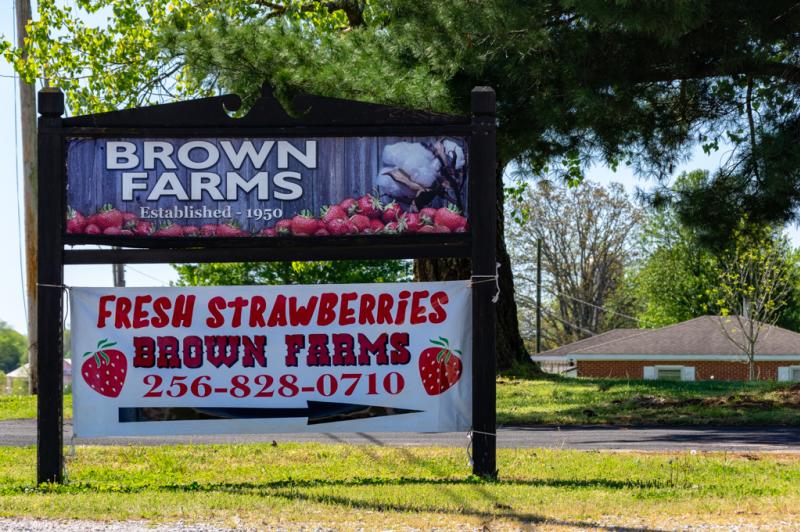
466 429 498 467
468 262 501 303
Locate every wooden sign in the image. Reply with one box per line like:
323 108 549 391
36 84 497 484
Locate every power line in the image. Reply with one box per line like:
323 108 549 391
540 307 598 337
540 284 654 326
125 265 169 286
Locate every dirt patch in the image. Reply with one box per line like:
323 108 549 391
613 391 800 411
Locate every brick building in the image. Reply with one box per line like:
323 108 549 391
531 316 800 381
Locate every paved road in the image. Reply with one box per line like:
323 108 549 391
1 419 798 451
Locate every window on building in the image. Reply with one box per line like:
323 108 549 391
644 365 696 381
778 366 800 382
792 367 800 382
656 368 683 381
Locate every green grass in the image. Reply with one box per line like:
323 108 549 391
2 373 798 426
0 395 72 421
497 372 800 426
1 444 799 528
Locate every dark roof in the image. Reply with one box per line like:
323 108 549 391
535 316 800 357
534 329 639 358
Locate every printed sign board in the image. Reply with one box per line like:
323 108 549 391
70 281 472 436
66 137 469 238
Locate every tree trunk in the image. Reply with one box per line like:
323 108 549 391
16 0 38 394
414 159 532 371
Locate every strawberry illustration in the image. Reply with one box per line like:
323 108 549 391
433 224 452 233
93 204 125 230
314 227 330 236
418 337 463 396
183 225 200 236
66 208 87 234
133 220 154 236
291 210 319 236
339 198 358 216
367 219 385 234
400 212 423 232
199 224 217 237
357 194 383 219
434 204 467 232
85 224 101 235
321 205 348 225
349 214 371 233
384 221 400 233
154 222 184 237
275 219 292 235
382 201 403 223
258 227 278 237
326 218 352 236
103 226 124 235
121 212 138 227
216 222 246 237
81 338 127 398
417 225 436 233
419 207 437 226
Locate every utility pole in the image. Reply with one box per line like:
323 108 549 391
536 237 542 354
15 0 39 393
112 254 125 287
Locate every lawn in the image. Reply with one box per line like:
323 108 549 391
497 372 800 426
3 374 799 425
1 444 799 529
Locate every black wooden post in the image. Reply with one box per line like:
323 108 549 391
470 86 497 478
37 88 65 484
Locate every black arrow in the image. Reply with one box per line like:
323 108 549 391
118 401 423 425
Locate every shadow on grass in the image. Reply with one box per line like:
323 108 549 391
12 477 666 532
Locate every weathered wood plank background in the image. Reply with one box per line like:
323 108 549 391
66 137 468 233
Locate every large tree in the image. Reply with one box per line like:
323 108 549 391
0 321 27 374
6 0 799 369
507 180 641 348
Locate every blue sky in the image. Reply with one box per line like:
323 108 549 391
0 0 797 335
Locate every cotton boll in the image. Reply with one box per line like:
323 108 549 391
381 142 441 187
376 166 416 202
442 139 466 170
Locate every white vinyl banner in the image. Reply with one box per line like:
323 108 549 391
70 281 472 437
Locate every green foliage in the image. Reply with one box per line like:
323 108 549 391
174 260 412 286
634 171 800 330
0 321 26 374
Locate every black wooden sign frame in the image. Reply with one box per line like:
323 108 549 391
36 84 497 483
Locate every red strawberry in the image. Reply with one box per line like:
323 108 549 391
199 224 217 237
321 205 348 225
275 219 292 235
434 204 467 232
326 218 351 236
216 223 246 237
384 221 400 233
154 223 184 237
454 226 468 233
81 338 127 398
357 194 383 219
368 219 385 234
291 211 319 236
418 337 463 396
94 205 125 230
103 226 124 235
339 198 358 216
66 208 87 234
349 214 371 233
382 201 403 223
120 229 133 236
417 225 435 233
258 228 277 237
400 212 423 233
133 221 154 236
122 212 138 227
183 225 200 236
433 224 451 233
85 224 101 235
419 207 437 225
314 228 330 236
